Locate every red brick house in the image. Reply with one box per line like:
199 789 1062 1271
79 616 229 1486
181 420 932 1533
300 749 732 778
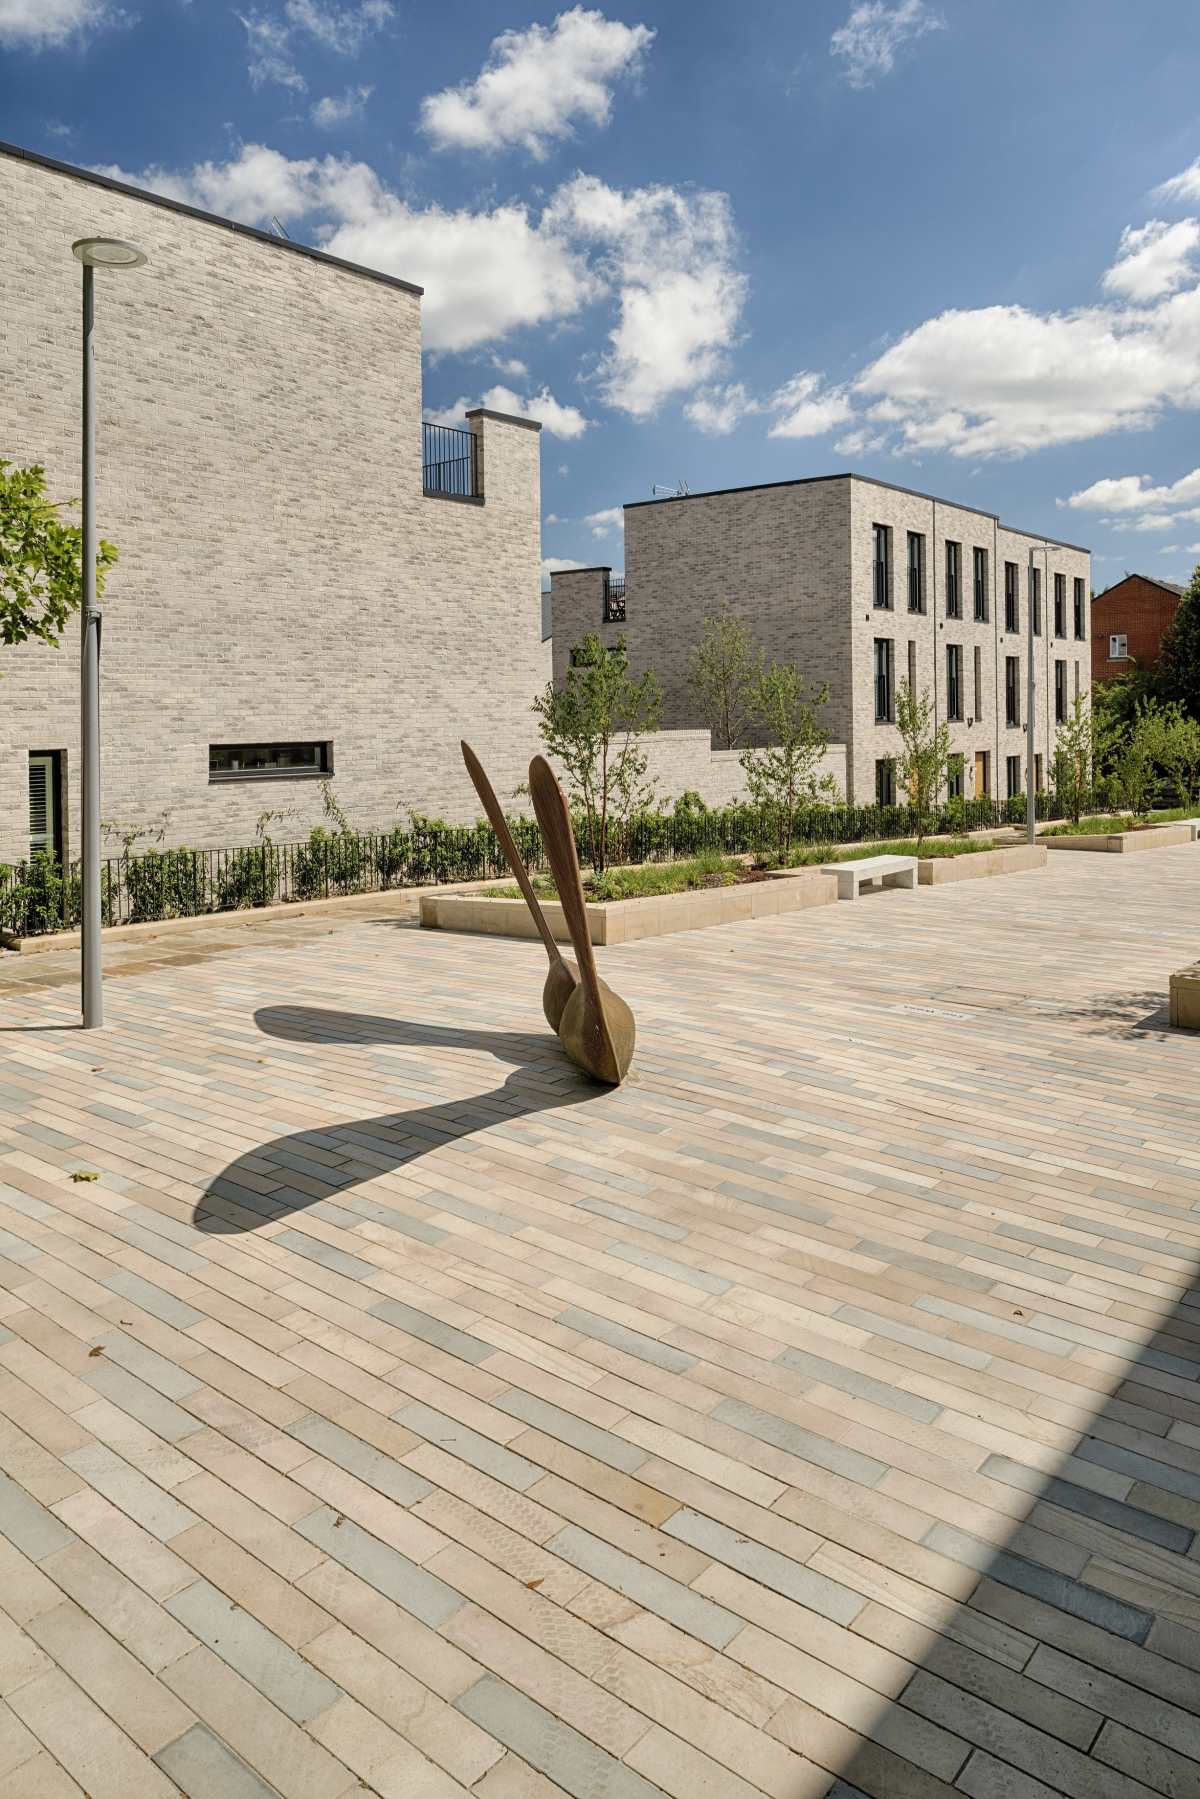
1091 573 1185 682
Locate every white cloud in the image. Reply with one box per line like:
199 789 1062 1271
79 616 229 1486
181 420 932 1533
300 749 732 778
544 512 562 525
104 147 746 406
240 10 306 88
685 372 851 440
834 425 888 455
830 0 943 87
492 355 529 377
1062 468 1200 514
684 383 756 435
425 384 590 437
1102 219 1200 303
542 555 586 586
767 370 853 438
0 0 112 46
547 174 746 415
1154 157 1200 206
421 6 653 158
1110 512 1176 533
312 84 371 126
582 505 623 536
557 463 570 476
240 0 390 91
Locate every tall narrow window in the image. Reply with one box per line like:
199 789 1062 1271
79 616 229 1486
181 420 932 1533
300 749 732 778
1006 754 1022 799
907 532 926 613
874 638 894 722
28 752 62 861
1030 566 1042 637
1035 753 1044 792
1004 561 1019 633
1053 572 1066 637
907 639 917 694
1055 658 1067 723
1074 662 1081 700
947 754 965 800
945 541 961 618
973 547 989 621
1005 655 1020 727
973 644 982 720
873 524 893 609
875 758 896 807
946 643 963 721
1073 577 1086 639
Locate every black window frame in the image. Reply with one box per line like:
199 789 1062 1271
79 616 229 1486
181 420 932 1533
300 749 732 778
1073 577 1086 640
874 637 895 723
907 531 926 614
1004 562 1019 633
946 642 963 722
973 547 989 621
875 757 896 807
1005 655 1020 728
1055 658 1067 724
873 524 893 610
1006 754 1022 800
947 753 965 801
1053 572 1066 638
1030 566 1042 637
945 540 962 619
208 741 333 783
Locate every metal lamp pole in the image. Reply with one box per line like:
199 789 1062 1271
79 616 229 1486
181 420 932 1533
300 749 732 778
71 238 147 1030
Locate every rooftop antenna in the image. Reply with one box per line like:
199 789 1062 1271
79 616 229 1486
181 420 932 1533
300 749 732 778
651 478 690 498
270 216 292 240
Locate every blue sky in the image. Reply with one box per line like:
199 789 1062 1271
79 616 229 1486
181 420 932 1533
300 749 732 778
4 0 1200 588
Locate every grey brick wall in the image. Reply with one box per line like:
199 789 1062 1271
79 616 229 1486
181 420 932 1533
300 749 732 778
0 150 549 862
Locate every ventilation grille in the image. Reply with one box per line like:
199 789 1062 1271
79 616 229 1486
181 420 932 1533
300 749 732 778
28 757 51 856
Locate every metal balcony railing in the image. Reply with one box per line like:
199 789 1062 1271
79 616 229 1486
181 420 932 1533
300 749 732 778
422 422 479 498
603 576 626 623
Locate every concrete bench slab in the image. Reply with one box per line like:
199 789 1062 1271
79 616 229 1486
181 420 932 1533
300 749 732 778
1169 961 1200 1030
821 854 918 900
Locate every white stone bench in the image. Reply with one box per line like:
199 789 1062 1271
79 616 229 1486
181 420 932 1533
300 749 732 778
820 854 919 900
1182 818 1200 841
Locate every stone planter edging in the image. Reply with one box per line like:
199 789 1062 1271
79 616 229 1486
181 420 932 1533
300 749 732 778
420 868 838 945
918 844 1047 884
1043 825 1194 855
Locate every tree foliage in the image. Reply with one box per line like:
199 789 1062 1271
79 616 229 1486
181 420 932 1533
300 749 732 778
1052 692 1117 823
686 611 762 750
533 634 661 874
894 680 952 849
739 661 836 861
1158 562 1200 719
0 460 117 660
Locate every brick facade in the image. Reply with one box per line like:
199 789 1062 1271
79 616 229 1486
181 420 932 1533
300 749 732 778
553 475 1091 804
0 146 549 863
1091 573 1183 682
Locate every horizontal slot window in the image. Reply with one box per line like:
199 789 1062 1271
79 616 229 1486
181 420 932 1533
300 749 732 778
209 741 332 781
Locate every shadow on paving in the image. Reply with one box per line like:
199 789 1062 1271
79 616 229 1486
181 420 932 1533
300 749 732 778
822 1276 1200 1799
192 1003 601 1238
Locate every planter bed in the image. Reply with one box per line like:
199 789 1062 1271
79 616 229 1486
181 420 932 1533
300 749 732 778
1043 824 1195 854
420 867 838 945
1170 962 1200 1030
917 843 1047 883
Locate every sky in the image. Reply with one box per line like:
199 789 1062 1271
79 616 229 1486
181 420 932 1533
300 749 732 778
4 0 1200 591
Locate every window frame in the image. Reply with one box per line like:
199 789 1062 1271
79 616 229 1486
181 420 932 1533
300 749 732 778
872 524 893 610
1006 754 1022 800
1053 572 1066 638
1109 632 1128 660
874 637 895 723
946 642 963 722
208 741 334 783
907 531 926 614
945 540 961 619
1073 577 1086 640
1005 655 1020 728
973 547 989 622
1030 566 1042 637
875 757 896 807
1004 561 1019 633
1054 658 1067 724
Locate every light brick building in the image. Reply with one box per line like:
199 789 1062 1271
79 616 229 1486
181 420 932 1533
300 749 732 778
1091 572 1184 683
0 141 549 865
552 474 1091 805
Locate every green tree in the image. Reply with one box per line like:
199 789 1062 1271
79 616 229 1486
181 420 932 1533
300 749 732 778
533 634 661 874
739 661 836 862
1155 703 1200 805
0 460 117 659
686 611 762 750
1052 692 1118 822
894 680 952 850
1112 703 1162 818
1159 562 1200 719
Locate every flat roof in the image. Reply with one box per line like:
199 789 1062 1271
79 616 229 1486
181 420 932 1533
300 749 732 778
624 471 1091 555
0 138 423 298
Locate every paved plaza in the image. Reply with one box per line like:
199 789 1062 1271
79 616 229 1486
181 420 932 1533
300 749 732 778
0 846 1198 1797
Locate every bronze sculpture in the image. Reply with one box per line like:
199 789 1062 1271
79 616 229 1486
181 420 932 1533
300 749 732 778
461 741 579 1031
528 755 635 1086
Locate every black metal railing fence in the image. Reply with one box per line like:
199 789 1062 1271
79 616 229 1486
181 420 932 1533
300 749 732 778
422 422 479 498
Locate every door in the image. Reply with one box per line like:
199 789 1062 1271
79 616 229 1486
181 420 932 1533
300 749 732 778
973 751 987 800
28 752 62 861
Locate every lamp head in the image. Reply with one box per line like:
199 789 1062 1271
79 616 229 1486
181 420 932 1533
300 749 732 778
72 238 148 270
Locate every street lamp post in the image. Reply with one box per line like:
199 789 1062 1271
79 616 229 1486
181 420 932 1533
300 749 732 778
71 238 147 1030
1025 544 1042 848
